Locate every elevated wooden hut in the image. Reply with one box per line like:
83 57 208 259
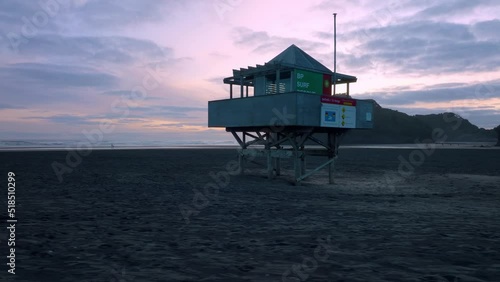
208 45 373 184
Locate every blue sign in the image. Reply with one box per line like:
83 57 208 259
325 111 336 122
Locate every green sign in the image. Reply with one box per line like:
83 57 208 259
295 69 327 94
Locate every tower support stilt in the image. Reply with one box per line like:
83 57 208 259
229 127 345 184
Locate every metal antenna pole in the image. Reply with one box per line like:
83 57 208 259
333 13 337 96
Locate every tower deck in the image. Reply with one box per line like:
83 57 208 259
207 45 374 184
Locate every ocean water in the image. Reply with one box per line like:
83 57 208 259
0 139 497 151
0 139 239 151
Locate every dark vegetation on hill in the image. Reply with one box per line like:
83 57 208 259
342 100 497 144
494 125 500 146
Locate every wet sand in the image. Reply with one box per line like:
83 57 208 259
0 148 499 281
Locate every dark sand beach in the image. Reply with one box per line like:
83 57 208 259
1 147 499 281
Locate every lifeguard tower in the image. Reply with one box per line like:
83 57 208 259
208 44 373 184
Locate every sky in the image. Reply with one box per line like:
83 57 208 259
0 0 499 144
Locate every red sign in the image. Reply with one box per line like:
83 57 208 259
322 74 332 95
321 96 357 106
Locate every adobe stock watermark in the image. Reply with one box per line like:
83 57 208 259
3 0 70 53
270 106 296 132
213 0 242 21
383 79 499 191
281 236 336 282
109 264 135 282
51 64 165 182
474 82 497 100
349 2 409 75
179 106 296 224
178 154 249 225
439 82 498 123
383 113 463 191
359 2 404 42
472 82 499 128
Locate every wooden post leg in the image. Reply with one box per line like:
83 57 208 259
267 150 273 179
294 152 301 185
274 134 281 177
275 157 281 176
239 153 245 175
328 157 335 184
327 132 336 184
266 133 273 179
290 134 301 185
300 146 306 175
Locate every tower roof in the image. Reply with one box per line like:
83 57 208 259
268 44 332 73
223 44 356 86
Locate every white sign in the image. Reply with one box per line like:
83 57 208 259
320 104 357 128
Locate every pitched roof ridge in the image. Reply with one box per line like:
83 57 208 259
267 44 332 73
